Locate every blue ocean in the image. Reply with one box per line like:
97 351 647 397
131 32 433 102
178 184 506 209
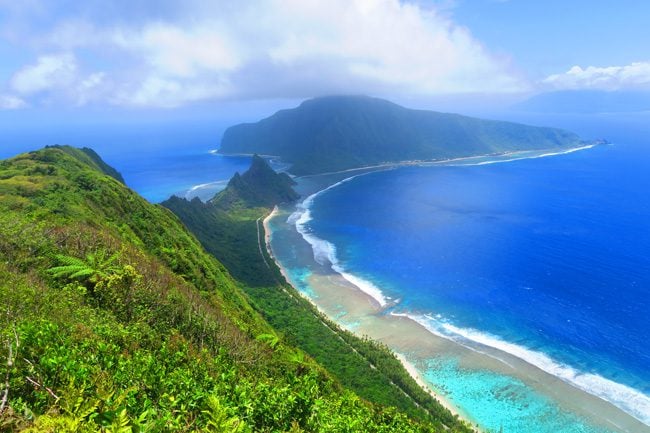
3 109 648 431
294 113 650 430
0 118 255 202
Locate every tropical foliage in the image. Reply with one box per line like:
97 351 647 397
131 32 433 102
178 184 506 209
165 157 474 431
0 147 474 432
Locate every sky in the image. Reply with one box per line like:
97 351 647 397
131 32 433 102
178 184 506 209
0 0 648 113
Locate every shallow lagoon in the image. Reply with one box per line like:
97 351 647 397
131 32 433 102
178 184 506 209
266 133 650 432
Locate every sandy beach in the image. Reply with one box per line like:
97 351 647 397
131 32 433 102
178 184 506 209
263 177 649 433
263 208 476 427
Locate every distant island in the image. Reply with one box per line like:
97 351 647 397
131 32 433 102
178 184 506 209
219 95 589 175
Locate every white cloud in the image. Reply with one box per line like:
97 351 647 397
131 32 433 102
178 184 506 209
10 53 77 94
543 61 650 91
112 76 230 108
113 23 241 78
262 0 517 93
74 72 106 105
0 94 27 109
79 72 105 90
7 52 108 106
3 0 529 108
108 0 527 106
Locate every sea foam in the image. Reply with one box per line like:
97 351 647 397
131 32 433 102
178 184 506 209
287 144 650 426
184 180 229 200
288 175 389 307
286 146 600 310
452 144 597 167
394 312 650 426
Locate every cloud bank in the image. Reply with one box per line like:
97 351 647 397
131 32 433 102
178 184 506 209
0 94 26 109
10 53 77 94
542 61 650 91
0 0 527 108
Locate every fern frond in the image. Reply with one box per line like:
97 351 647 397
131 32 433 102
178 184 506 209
106 408 132 433
69 268 96 279
256 333 279 349
48 265 87 277
53 254 86 267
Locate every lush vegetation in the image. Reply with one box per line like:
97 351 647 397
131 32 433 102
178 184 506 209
211 155 299 210
161 155 299 286
48 145 126 184
161 155 298 287
161 196 273 287
164 159 474 432
0 147 473 432
219 95 587 175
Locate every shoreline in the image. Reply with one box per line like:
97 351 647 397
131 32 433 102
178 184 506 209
393 352 474 424
294 143 599 179
262 208 476 429
218 143 602 181
261 145 650 433
263 206 291 285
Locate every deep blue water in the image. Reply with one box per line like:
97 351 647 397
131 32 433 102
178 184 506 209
0 120 254 202
3 109 648 428
116 150 254 202
304 113 650 424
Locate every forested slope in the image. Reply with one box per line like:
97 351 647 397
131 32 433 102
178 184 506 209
0 146 472 432
220 95 586 175
164 158 475 432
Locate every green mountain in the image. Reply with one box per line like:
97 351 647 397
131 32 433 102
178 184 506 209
219 95 587 175
164 158 472 431
48 144 126 183
162 155 300 286
0 146 473 432
212 155 299 210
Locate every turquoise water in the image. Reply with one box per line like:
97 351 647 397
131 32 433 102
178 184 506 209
6 110 646 432
270 113 650 432
272 202 626 433
423 358 610 433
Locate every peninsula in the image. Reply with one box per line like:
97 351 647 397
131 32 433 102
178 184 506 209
219 95 588 175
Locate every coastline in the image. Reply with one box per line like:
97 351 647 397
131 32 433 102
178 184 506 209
261 145 650 433
294 143 599 179
263 206 291 284
393 352 473 423
262 208 476 429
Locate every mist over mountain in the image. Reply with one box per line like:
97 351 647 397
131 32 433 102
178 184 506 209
219 95 586 175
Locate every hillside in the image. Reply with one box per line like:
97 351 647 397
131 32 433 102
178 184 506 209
164 159 473 431
212 155 299 210
48 145 126 183
0 146 473 432
162 156 300 286
219 95 587 175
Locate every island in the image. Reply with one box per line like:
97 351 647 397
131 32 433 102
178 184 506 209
219 95 588 175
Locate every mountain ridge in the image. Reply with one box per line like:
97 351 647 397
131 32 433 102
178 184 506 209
162 157 300 286
163 156 475 429
219 95 587 175
211 154 299 210
0 145 472 432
